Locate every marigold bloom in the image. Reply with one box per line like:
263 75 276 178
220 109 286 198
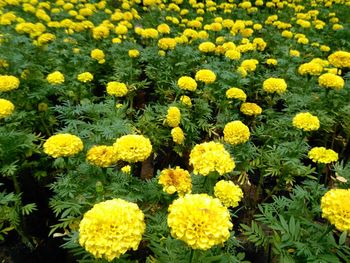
177 76 197 91
113 134 152 163
318 73 344 90
226 87 246 101
91 49 105 64
240 102 262 116
46 71 64 85
0 75 20 92
214 180 243 207
195 69 216 84
43 134 83 158
79 199 145 261
158 167 191 195
223 121 250 146
328 51 350 68
321 189 350 232
266 59 277 65
308 147 338 164
298 62 323 76
86 145 118 167
128 49 140 58
106 81 128 97
292 112 320 131
166 106 181 127
198 41 216 53
157 23 170 34
92 25 109 39
77 72 94 83
189 141 235 176
262 78 287 94
180 95 192 107
290 49 300 57
241 59 259 72
121 165 131 174
225 49 241 60
158 38 176 50
171 127 185 144
167 194 232 250
0 98 15 119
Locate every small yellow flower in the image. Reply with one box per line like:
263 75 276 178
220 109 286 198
90 49 105 64
292 112 320 131
177 76 197 91
158 167 191 195
77 72 94 83
180 95 192 107
223 121 250 146
86 145 118 167
171 127 185 144
198 41 216 53
121 165 131 174
195 69 216 84
128 49 140 58
240 102 262 116
266 59 277 66
226 88 246 101
308 147 338 164
106 81 128 97
46 71 64 85
0 98 15 119
214 180 243 207
166 106 181 127
262 78 287 94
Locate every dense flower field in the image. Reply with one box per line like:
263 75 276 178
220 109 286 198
1 0 350 262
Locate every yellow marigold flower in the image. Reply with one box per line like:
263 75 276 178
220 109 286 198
77 72 94 83
167 194 232 250
290 49 300 57
158 38 176 50
318 73 345 90
166 106 181 127
198 41 216 53
0 98 15 119
86 145 118 167
90 49 105 64
223 121 250 146
328 51 350 68
226 87 246 101
321 189 350 232
241 59 259 72
298 62 323 76
177 76 197 91
171 127 185 144
320 45 330 52
46 71 64 85
128 49 140 58
113 134 152 163
115 24 128 35
92 25 109 39
262 78 287 94
214 180 243 208
225 49 241 60
308 147 338 164
121 165 131 174
292 112 320 131
141 28 159 39
195 69 216 84
237 66 248 78
180 95 192 107
157 23 170 34
281 30 293 38
37 33 55 46
189 141 235 176
266 59 277 66
158 167 191 195
43 134 83 158
79 199 145 261
106 81 128 97
240 102 262 116
0 75 20 92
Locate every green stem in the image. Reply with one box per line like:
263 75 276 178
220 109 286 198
254 172 264 202
189 249 194 263
318 225 333 242
12 173 20 194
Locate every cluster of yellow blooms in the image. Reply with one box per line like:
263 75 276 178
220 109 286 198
79 199 145 261
262 78 287 94
308 147 338 164
0 75 20 92
46 71 65 85
226 87 247 101
167 194 232 250
318 73 345 90
223 121 250 146
321 189 350 232
90 48 105 64
86 145 118 167
328 51 350 68
43 133 84 158
171 127 185 144
0 98 15 119
106 81 128 97
214 180 244 208
292 112 320 131
189 141 235 175
158 166 192 196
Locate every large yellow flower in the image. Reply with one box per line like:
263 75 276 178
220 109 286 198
90 48 105 64
189 141 235 176
214 180 243 208
113 134 152 163
262 78 287 94
177 76 197 91
226 87 246 101
0 98 15 119
158 167 192 195
328 51 350 68
46 71 64 85
79 199 145 261
0 75 20 92
321 189 350 232
166 106 181 127
43 134 83 158
308 147 338 164
86 145 118 167
106 81 128 97
167 194 232 250
240 102 262 116
292 112 320 131
318 73 344 90
171 127 185 144
195 69 216 84
223 121 250 146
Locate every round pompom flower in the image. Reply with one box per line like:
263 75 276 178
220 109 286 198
321 189 350 232
167 194 233 250
292 112 320 131
223 121 250 146
328 51 350 68
128 49 140 58
262 78 287 94
158 166 192 196
77 72 94 83
0 75 20 92
86 145 118 167
113 134 152 163
166 106 181 127
0 98 15 119
195 69 216 84
90 48 105 64
180 95 192 107
46 71 65 85
189 141 235 176
106 81 128 97
240 102 262 116
177 76 197 91
43 134 83 158
79 199 146 261
308 147 338 164
318 73 345 90
198 42 216 53
214 180 243 208
226 87 246 101
171 127 184 144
